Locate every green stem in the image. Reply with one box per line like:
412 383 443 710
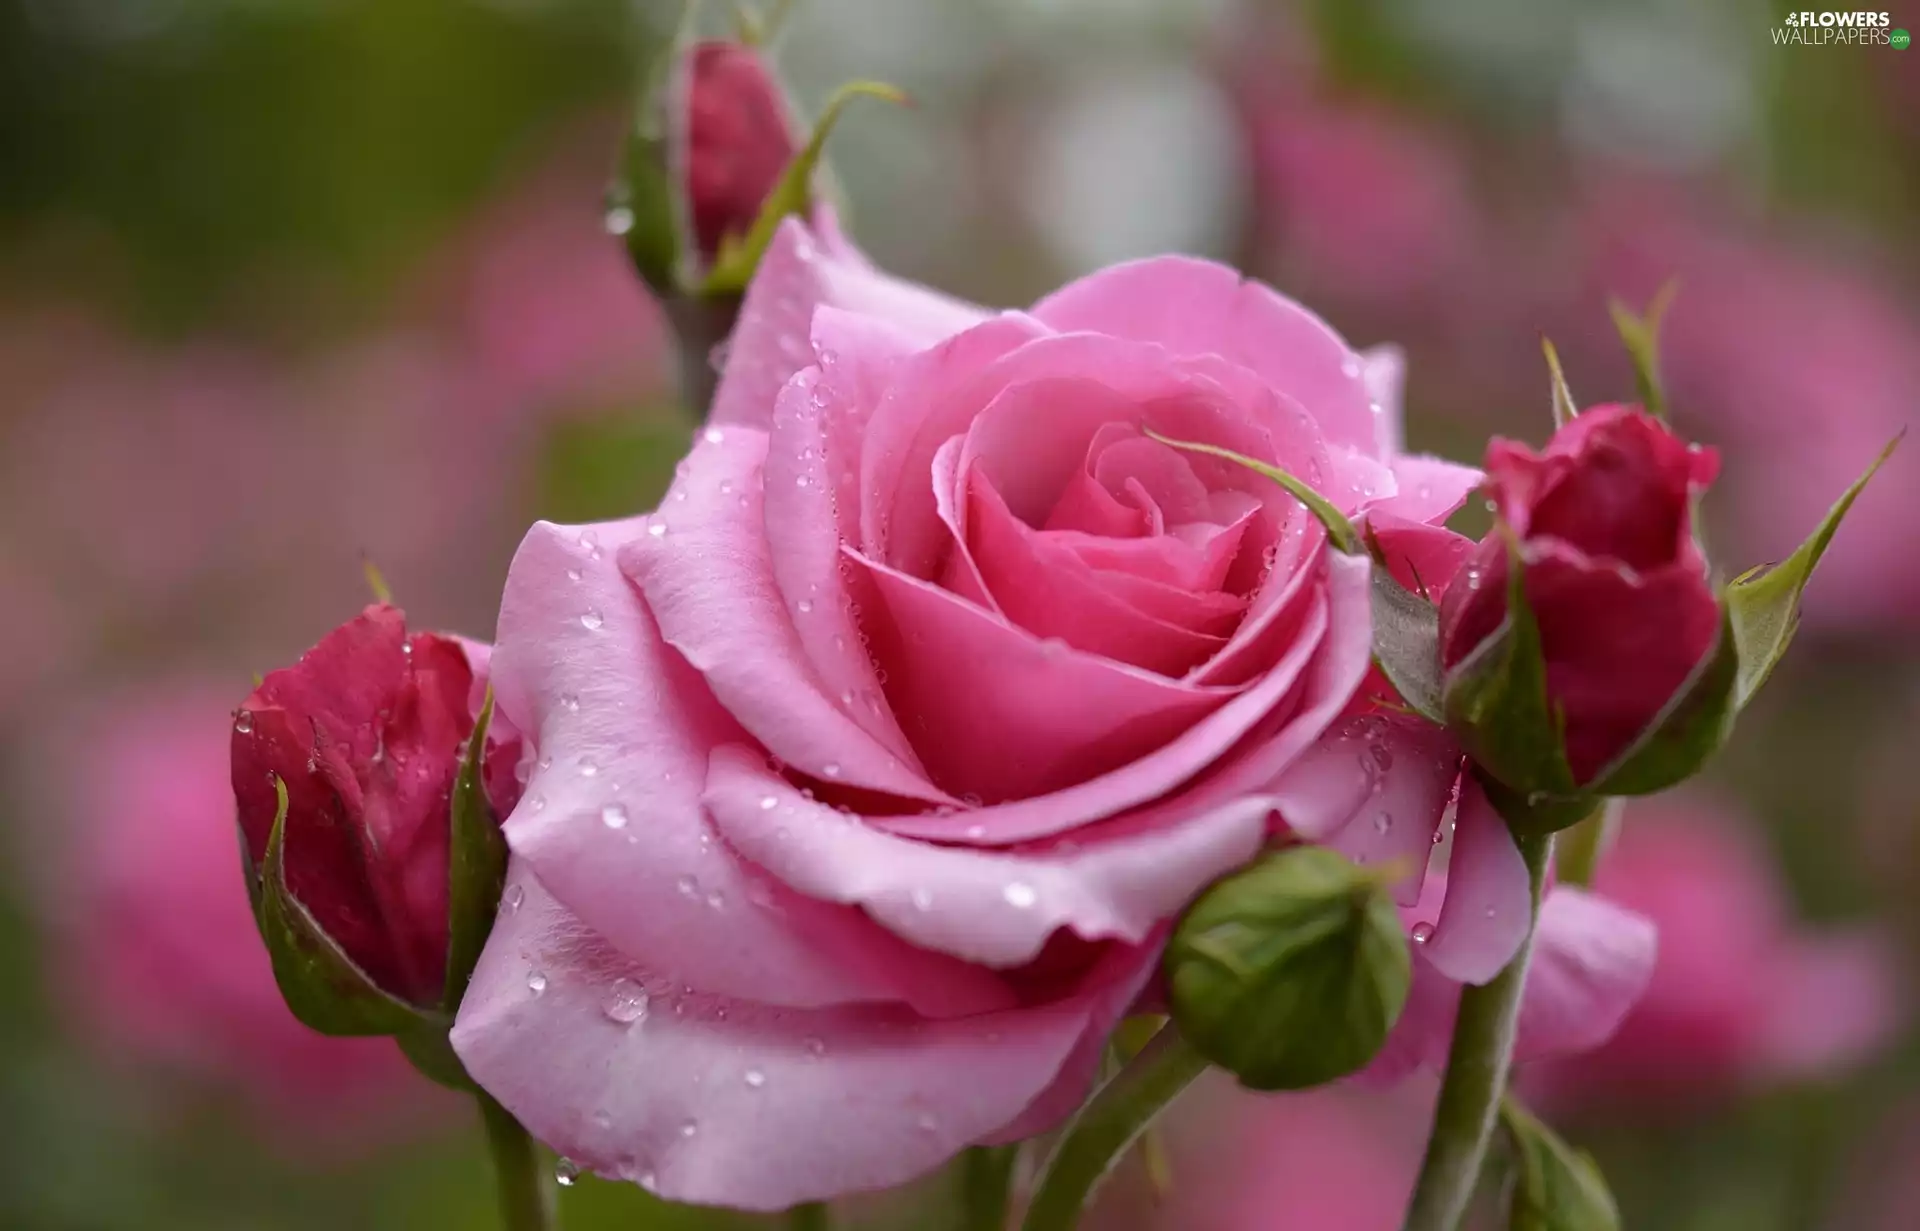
664 293 742 421
1021 1025 1210 1231
1554 799 1618 889
962 1146 1018 1231
479 1093 557 1231
1401 831 1554 1231
787 1202 832 1231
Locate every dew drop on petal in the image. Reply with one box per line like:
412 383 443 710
743 1068 767 1089
555 1158 579 1187
581 609 605 631
1373 812 1393 836
759 794 779 811
821 762 842 779
1411 922 1435 944
560 693 581 712
910 887 934 912
679 1120 699 1139
703 427 726 445
505 885 525 912
233 710 253 735
604 978 649 1024
1002 882 1038 909
601 803 629 830
579 758 600 778
527 971 549 994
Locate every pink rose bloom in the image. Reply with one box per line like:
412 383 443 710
1533 795 1899 1109
451 221 1646 1209
31 683 445 1145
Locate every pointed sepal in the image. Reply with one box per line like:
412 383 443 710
1606 282 1678 422
1541 338 1579 430
254 776 426 1037
1728 433 1901 708
698 79 906 294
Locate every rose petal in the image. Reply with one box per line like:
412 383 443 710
1030 255 1379 457
707 744 1271 967
451 865 1152 1212
1361 344 1406 457
710 219 987 429
1513 888 1659 1061
494 518 998 1015
623 429 950 802
1421 777 1532 985
1373 454 1483 525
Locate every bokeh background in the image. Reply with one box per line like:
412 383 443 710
2 1 1916 1228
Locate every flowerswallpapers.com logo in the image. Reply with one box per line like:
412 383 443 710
1771 10 1907 45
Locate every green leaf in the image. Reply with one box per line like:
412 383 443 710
1607 281 1678 422
1588 608 1737 795
1541 337 1579 429
444 688 510 1014
1165 847 1410 1091
1367 559 1445 723
1144 431 1363 555
256 776 425 1036
1502 1098 1620 1231
699 79 906 294
1728 433 1901 708
1440 532 1580 799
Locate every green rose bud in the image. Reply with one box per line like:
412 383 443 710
1164 846 1411 1091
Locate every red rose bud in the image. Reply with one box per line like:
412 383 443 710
1439 405 1729 802
231 605 520 1037
675 41 803 272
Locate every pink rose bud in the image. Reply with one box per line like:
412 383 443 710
231 605 520 1028
677 41 802 271
1438 405 1726 803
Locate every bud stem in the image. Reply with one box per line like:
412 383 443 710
1020 1024 1209 1231
479 1092 558 1231
665 294 742 421
1400 830 1554 1231
787 1202 832 1230
1554 799 1617 889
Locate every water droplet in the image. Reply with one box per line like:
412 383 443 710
797 598 815 613
604 978 649 1024
1002 882 1038 909
560 693 580 712
506 885 525 912
759 794 780 811
529 794 547 813
708 339 731 374
527 971 549 994
795 474 812 489
647 521 668 539
1411 922 1435 944
1373 812 1393 836
743 1068 767 1089
592 1109 613 1129
1483 905 1497 920
233 710 253 734
704 889 726 909
964 824 986 840
1341 354 1362 379
1370 744 1394 772
1431 828 1446 846
566 567 583 582
601 803 630 830
916 1112 938 1133
581 608 605 631
703 427 726 445
1526 790 1548 806
820 762 842 779
679 1120 699 1139
555 1158 579 1186
910 887 934 911
579 758 600 778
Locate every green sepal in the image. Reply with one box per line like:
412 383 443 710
698 79 906 295
1541 337 1579 429
1165 846 1410 1091
1364 526 1445 723
1144 431 1363 555
1474 771 1598 840
395 1019 474 1092
1728 433 1901 708
255 776 427 1037
1441 531 1580 799
1606 282 1678 422
443 687 510 1015
1501 1098 1620 1231
1586 606 1738 796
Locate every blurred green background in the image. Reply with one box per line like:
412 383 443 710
1 1 1916 1228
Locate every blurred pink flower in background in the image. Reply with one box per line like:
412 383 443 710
25 682 451 1148
1575 191 1920 633
1534 793 1900 1111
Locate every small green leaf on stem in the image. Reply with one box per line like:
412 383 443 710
361 555 394 605
1728 432 1900 708
1144 432 1362 555
1501 1097 1620 1231
701 80 907 294
1367 553 1446 724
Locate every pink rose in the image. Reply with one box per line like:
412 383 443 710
31 683 447 1146
451 221 1568 1210
1532 795 1898 1110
